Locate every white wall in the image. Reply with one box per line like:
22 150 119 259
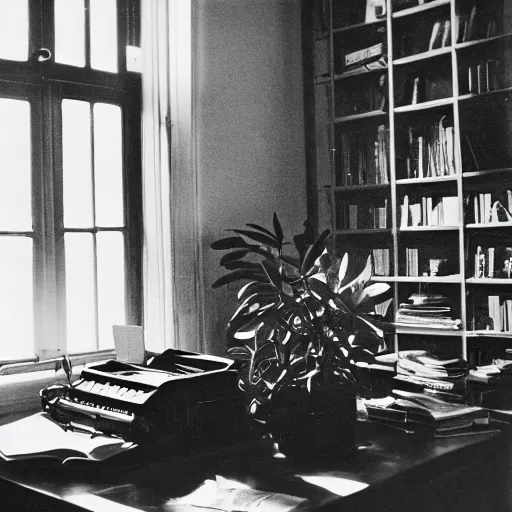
194 0 307 355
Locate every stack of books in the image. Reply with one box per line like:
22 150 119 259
395 350 468 392
466 359 512 409
395 293 461 330
365 389 490 437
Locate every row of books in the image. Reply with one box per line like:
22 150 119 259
339 125 389 186
340 202 388 230
400 195 459 227
395 292 461 330
372 248 391 276
405 118 456 179
405 250 450 278
457 4 510 43
428 19 451 51
473 245 512 279
467 60 500 95
468 192 512 224
488 295 512 332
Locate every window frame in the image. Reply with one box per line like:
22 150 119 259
0 0 142 363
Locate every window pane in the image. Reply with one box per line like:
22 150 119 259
0 0 28 61
0 237 33 359
0 99 31 231
62 99 94 228
90 0 118 72
94 103 123 226
55 0 85 67
65 233 96 353
96 232 125 349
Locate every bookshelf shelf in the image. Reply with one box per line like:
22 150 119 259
455 32 512 51
466 222 512 229
399 225 459 232
393 46 452 67
458 86 512 103
466 331 512 338
334 110 387 124
335 228 392 236
466 278 512 285
395 326 463 337
394 275 462 283
333 18 386 35
333 184 390 192
394 97 453 114
335 66 388 81
392 0 451 19
304 0 512 363
463 168 512 179
396 175 457 186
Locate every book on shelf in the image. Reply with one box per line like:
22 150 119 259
473 245 512 279
365 0 386 22
487 295 512 332
341 201 388 230
467 59 501 94
396 292 461 329
428 19 451 51
340 125 389 186
400 194 459 227
404 117 456 179
344 42 386 70
467 191 512 224
372 248 391 276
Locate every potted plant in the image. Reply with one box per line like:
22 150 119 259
211 214 391 456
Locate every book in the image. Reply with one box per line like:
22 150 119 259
429 20 443 50
365 0 386 22
0 413 136 464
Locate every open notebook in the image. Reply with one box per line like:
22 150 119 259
0 412 136 464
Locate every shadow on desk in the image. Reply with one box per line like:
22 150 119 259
0 420 511 512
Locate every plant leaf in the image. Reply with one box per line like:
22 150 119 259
231 229 279 249
300 229 331 276
211 236 249 250
273 212 284 245
337 254 372 296
220 249 250 266
336 253 349 291
261 259 283 290
246 223 277 240
281 254 300 269
211 270 268 289
238 281 277 302
354 283 391 306
224 261 264 272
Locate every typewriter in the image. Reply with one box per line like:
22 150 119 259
41 349 246 452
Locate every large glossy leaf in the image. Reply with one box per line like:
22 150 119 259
336 253 349 291
220 249 250 266
280 254 300 269
224 261 263 272
273 212 284 245
238 281 276 302
227 302 278 339
301 229 331 276
246 223 277 240
354 282 391 306
261 259 283 290
211 270 268 289
231 229 279 249
337 254 372 297
211 236 249 250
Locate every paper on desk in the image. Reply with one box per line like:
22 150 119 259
166 476 307 512
113 325 145 365
0 412 136 463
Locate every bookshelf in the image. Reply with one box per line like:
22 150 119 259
303 0 512 366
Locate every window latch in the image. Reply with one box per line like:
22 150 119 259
34 48 52 63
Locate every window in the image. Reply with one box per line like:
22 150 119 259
0 0 142 362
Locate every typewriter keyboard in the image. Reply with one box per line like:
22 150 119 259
74 379 152 401
59 396 135 424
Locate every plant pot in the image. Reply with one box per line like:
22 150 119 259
270 384 356 458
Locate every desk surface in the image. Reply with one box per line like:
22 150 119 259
0 420 509 512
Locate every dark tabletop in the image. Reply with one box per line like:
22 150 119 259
0 420 509 512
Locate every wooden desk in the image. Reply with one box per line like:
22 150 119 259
0 420 510 512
